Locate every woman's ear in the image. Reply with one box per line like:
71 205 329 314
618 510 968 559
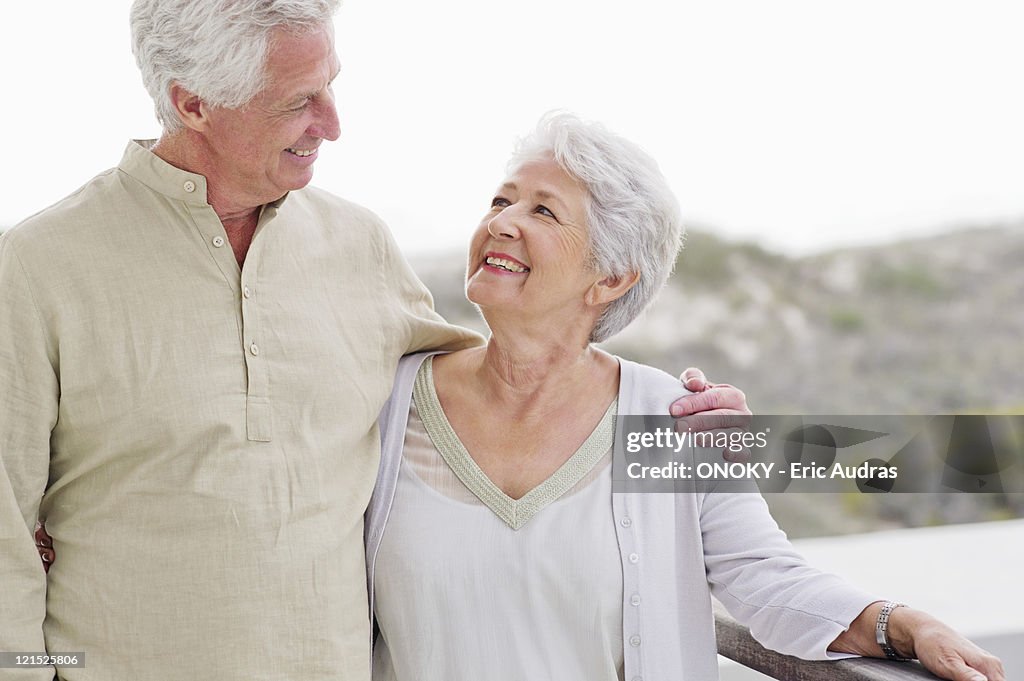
586 271 640 307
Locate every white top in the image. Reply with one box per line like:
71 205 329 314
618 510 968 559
372 358 625 680
367 354 878 681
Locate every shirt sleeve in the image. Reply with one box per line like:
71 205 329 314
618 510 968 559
0 232 60 679
699 489 878 660
376 219 483 356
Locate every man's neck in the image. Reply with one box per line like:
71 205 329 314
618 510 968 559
221 213 260 267
151 132 262 224
152 132 261 266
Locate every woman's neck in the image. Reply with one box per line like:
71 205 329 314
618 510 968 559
482 337 592 393
453 328 615 420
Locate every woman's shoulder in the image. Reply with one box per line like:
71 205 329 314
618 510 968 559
392 352 441 398
615 356 691 415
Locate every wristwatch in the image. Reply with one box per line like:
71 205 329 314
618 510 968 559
876 601 909 660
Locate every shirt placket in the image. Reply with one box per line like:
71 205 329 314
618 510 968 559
240 207 273 442
188 200 273 442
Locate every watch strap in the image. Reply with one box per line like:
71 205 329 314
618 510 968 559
875 601 909 660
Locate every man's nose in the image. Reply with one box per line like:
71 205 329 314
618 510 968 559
312 88 341 141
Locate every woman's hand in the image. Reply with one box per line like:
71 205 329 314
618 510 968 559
890 607 1005 681
34 521 54 573
831 602 1005 681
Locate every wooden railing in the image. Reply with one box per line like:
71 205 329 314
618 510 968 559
714 603 941 681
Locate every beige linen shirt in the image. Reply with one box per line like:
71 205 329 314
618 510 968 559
0 140 481 681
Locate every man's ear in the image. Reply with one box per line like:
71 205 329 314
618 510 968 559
585 271 640 307
168 83 211 133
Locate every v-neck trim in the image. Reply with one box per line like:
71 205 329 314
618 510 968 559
413 355 616 530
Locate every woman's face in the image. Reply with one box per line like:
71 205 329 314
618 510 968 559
466 156 603 326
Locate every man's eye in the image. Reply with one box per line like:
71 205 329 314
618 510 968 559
536 205 556 219
491 197 510 209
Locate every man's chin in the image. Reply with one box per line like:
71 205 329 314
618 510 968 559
277 171 316 195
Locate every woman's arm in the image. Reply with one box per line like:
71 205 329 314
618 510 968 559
830 601 1005 681
697 490 1006 681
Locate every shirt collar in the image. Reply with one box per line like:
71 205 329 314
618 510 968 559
118 139 291 210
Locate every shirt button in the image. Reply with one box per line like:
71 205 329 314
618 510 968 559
629 635 642 647
212 236 225 248
628 553 639 564
620 517 632 528
630 593 642 606
243 286 252 299
249 342 260 356
183 180 196 193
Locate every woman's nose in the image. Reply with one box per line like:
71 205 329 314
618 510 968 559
487 209 521 240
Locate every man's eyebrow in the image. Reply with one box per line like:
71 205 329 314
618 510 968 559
292 66 341 102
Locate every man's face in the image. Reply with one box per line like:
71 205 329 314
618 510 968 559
201 24 341 210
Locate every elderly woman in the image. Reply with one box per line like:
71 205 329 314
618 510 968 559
363 113 1004 681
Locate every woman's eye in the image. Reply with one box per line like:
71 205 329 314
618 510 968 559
491 197 510 209
536 204 556 219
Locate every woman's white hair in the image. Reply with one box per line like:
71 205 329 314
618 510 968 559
130 0 340 132
509 112 684 343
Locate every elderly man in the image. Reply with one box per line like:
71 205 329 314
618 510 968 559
0 1 748 680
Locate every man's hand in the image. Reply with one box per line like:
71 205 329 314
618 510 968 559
672 367 752 461
674 367 752 423
34 521 53 573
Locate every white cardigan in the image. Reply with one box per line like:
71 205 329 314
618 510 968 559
365 352 876 680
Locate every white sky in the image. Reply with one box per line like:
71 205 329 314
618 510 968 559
2 1 1023 256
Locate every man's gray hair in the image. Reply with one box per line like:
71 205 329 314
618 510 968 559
130 0 340 132
509 112 684 343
